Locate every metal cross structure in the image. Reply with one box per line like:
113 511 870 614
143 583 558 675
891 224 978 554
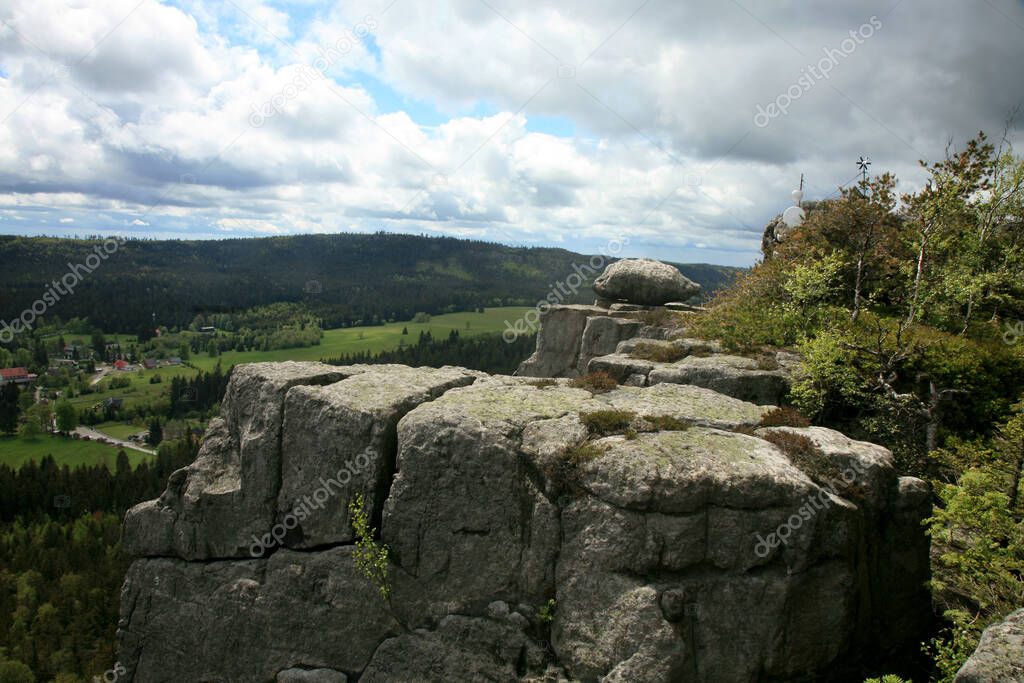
857 156 871 183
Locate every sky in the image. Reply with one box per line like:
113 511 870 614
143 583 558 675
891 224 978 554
0 1 1022 266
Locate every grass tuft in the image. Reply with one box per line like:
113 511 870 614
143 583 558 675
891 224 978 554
759 406 811 428
569 371 618 394
581 410 636 436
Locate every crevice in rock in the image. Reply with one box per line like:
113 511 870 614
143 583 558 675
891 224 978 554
368 372 480 539
265 370 357 554
280 539 357 554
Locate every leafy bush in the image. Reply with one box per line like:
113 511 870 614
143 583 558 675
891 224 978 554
926 468 1024 680
348 493 391 601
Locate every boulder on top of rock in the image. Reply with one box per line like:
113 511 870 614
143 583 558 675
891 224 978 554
593 258 700 306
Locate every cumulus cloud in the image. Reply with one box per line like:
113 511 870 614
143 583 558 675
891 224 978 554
0 0 1021 265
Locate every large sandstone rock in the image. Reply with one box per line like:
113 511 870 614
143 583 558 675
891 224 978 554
278 365 476 549
955 608 1024 683
648 354 790 405
382 382 604 625
555 428 857 681
361 613 547 682
119 363 931 681
593 258 700 305
117 547 400 682
575 316 642 375
122 362 353 559
589 348 793 405
517 305 607 378
596 382 772 430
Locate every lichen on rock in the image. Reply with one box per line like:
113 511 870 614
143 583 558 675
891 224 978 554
118 352 931 682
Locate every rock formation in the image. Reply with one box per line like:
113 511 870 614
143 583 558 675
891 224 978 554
115 259 933 681
593 258 700 306
118 356 931 681
517 307 796 405
954 608 1024 682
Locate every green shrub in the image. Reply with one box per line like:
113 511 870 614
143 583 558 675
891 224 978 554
348 493 391 601
538 598 557 623
925 469 1024 681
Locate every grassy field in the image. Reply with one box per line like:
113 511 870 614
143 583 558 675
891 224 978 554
41 331 138 347
0 434 153 470
66 365 200 412
94 421 147 440
7 307 534 470
188 307 531 371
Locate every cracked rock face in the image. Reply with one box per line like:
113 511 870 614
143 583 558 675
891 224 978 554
118 362 930 682
278 366 477 549
122 362 354 560
589 351 792 405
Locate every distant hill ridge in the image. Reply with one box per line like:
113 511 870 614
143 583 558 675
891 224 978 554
0 233 743 333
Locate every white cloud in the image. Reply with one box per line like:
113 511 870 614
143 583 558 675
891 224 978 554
0 0 1021 266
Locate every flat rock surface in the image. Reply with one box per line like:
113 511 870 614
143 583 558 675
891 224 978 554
597 383 772 430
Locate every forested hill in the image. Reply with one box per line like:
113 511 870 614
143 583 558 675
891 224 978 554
0 233 743 332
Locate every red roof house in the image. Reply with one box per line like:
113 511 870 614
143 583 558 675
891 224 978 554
113 360 129 370
0 367 34 386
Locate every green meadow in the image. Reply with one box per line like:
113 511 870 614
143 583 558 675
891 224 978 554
0 434 153 470
5 307 532 469
188 307 531 371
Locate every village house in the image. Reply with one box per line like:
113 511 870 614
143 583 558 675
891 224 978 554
0 367 36 387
